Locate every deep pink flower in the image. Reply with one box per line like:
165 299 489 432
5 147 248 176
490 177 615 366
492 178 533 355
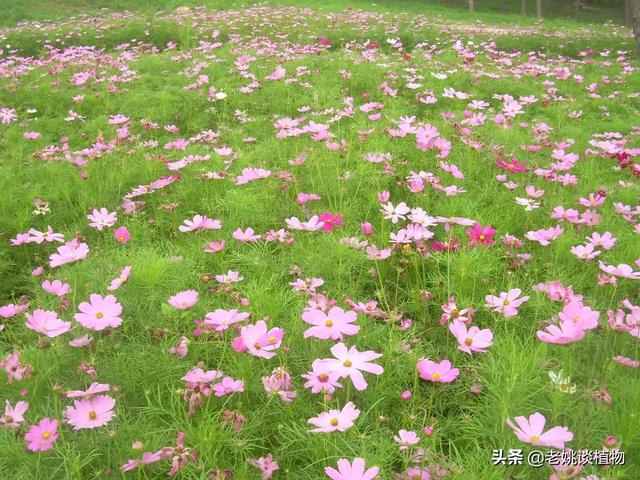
233 320 284 359
466 223 496 245
114 226 131 244
449 320 493 354
318 212 344 232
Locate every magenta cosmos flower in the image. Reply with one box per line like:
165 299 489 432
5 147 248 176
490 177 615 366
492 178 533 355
466 223 496 245
308 401 360 433
114 226 131 244
316 343 383 391
449 320 493 354
168 290 198 310
24 418 58 452
417 359 459 383
25 309 71 337
302 359 343 394
506 412 573 449
324 458 379 480
302 307 360 340
75 294 122 330
65 395 116 430
318 212 344 232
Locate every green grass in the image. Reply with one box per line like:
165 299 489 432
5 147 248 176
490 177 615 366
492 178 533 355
0 2 639 480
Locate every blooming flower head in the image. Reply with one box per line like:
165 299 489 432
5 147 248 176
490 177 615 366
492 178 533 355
394 429 420 451
506 412 573 449
0 351 33 383
25 309 72 337
87 208 117 231
75 294 122 330
233 320 284 359
324 458 379 480
449 320 493 354
302 307 360 340
315 342 383 391
24 418 58 452
204 309 250 332
558 300 599 330
49 239 89 268
41 279 71 297
485 288 529 317
318 212 344 232
65 395 116 430
302 359 343 394
536 321 586 345
66 382 111 399
308 401 360 433
248 454 279 480
416 359 459 383
466 223 496 245
168 290 198 310
114 226 131 244
1 400 29 428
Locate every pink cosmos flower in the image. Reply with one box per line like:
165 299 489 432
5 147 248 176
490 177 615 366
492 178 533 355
485 288 530 317
506 412 573 449
66 382 110 399
598 261 640 280
417 359 459 383
249 454 279 480
302 307 360 340
233 227 262 242
178 215 222 232
318 212 344 232
49 239 89 268
213 377 245 397
87 208 117 231
466 223 496 245
316 343 383 391
64 395 116 430
449 320 493 354
24 418 58 452
114 226 131 244
233 320 284 359
107 265 132 291
204 309 250 332
168 290 198 310
586 231 616 250
285 215 325 231
536 321 586 344
265 66 286 80
1 400 28 428
570 244 601 260
325 458 379 480
394 429 420 451
235 167 272 184
0 351 33 383
0 303 29 318
69 334 93 348
525 226 564 246
308 401 360 433
361 222 373 236
204 240 225 253
215 270 244 284
613 355 640 368
41 279 71 297
558 300 599 330
169 336 189 359
25 309 71 337
439 296 475 325
74 294 122 330
302 360 343 394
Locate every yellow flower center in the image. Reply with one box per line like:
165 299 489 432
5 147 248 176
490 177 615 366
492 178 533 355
253 342 261 349
529 435 540 442
330 418 339 427
343 360 352 367
572 316 580 323
464 337 473 346
432 373 440 380
318 374 329 382
503 299 510 306
479 234 486 240
88 411 97 420
181 301 187 307
267 336 277 343
42 432 51 439
96 312 104 319
325 319 334 327
450 309 459 318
